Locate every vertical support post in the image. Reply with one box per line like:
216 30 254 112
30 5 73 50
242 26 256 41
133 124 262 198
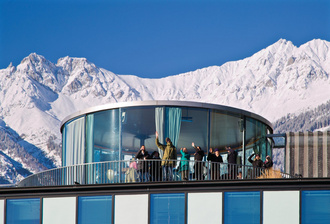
284 133 287 173
323 131 328 177
207 109 211 158
303 131 309 178
298 132 304 176
313 132 319 177
118 109 123 183
286 132 295 176
119 108 122 161
294 132 300 176
242 117 246 179
308 132 314 178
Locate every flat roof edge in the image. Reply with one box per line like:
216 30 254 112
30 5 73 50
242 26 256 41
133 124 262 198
3 178 330 197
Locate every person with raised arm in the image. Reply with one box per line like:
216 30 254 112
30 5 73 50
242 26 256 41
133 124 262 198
192 142 205 180
248 153 263 178
155 131 177 181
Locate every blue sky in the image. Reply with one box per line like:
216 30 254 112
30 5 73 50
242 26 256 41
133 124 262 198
0 0 329 78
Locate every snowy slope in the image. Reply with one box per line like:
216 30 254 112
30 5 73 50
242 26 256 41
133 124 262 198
119 39 330 122
0 39 329 184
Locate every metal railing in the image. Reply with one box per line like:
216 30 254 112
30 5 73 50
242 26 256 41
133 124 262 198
17 159 293 187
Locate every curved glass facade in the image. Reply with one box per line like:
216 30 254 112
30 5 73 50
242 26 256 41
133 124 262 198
61 101 273 167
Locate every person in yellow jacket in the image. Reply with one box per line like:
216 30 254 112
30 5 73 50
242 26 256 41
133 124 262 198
155 131 177 181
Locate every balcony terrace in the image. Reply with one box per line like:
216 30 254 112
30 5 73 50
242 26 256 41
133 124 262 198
17 160 293 187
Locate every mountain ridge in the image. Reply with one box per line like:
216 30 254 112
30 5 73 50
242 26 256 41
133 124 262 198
0 38 329 184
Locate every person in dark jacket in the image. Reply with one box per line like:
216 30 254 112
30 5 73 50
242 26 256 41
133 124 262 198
149 151 162 182
192 142 205 180
263 155 273 168
226 147 237 180
248 153 263 178
135 145 150 182
207 148 223 180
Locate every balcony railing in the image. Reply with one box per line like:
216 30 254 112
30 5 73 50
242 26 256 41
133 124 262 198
17 159 293 187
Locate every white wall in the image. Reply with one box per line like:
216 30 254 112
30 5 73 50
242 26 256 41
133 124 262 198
187 192 222 224
43 197 76 224
263 191 300 224
115 194 148 224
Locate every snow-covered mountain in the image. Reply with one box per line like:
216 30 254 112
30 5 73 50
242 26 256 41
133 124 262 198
0 39 329 184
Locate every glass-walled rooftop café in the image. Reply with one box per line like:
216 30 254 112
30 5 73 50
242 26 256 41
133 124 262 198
18 100 281 187
61 100 273 168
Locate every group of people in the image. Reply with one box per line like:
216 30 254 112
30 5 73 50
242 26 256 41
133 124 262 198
128 131 273 182
131 132 200 182
247 153 273 178
206 146 240 180
129 145 162 183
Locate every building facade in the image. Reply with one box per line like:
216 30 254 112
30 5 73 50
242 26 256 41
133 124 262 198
1 179 330 224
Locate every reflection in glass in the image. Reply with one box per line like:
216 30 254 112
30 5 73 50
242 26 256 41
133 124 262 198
210 110 243 152
150 193 185 224
121 107 156 159
301 190 330 224
78 196 112 224
87 109 120 162
6 198 40 224
62 116 85 166
177 107 208 154
245 117 268 164
224 191 260 224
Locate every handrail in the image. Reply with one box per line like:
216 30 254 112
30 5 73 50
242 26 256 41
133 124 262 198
17 159 294 187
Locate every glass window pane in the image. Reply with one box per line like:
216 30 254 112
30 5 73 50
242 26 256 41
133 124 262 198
92 109 120 162
224 191 260 224
85 114 94 163
6 198 40 224
301 190 330 224
121 107 156 159
246 117 268 163
78 196 112 224
150 193 185 224
177 107 208 154
210 110 243 152
62 116 85 166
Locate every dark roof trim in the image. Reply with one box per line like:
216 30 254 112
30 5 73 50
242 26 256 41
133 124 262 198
1 178 330 198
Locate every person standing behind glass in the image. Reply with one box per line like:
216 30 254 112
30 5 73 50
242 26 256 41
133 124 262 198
248 153 263 178
192 142 205 180
226 146 237 180
180 147 190 181
155 131 177 181
149 151 162 181
263 155 273 169
135 145 150 182
207 148 223 180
